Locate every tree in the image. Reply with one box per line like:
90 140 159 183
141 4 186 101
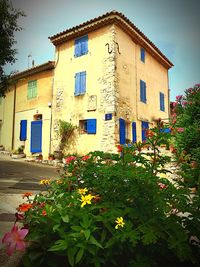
0 0 25 97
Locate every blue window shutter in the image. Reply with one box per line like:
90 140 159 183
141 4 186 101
119 118 126 145
75 39 81 57
140 80 143 102
80 71 86 94
141 48 145 62
75 73 80 95
144 82 146 103
132 122 137 143
81 36 88 55
20 120 27 141
160 92 165 111
142 121 149 141
87 119 96 134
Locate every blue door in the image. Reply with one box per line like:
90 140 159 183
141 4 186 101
119 118 126 145
141 121 149 142
31 121 42 153
132 122 137 143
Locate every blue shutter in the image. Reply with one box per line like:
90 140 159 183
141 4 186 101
20 120 27 141
74 39 81 57
31 121 42 153
81 36 88 55
80 71 86 94
140 80 143 102
144 82 146 103
75 73 80 96
87 119 96 134
132 122 137 143
160 92 165 111
141 48 145 62
142 121 149 142
119 118 126 145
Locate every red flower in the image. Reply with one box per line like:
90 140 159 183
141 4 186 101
15 213 25 221
65 156 76 164
1 224 29 256
117 145 123 152
42 210 47 216
17 203 32 212
176 95 183 101
82 155 90 161
22 192 33 199
145 129 154 138
177 128 184 133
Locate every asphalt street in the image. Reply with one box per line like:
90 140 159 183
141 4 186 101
0 155 59 254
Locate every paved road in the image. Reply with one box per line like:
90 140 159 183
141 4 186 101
0 156 59 251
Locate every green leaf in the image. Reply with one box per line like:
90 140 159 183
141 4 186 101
53 224 60 232
61 214 69 223
71 225 82 232
67 247 78 267
89 235 103 249
75 248 84 264
48 240 68 251
84 229 91 240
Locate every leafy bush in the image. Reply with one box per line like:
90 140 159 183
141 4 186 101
171 84 200 188
1 122 200 266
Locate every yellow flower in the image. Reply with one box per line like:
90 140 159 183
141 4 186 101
115 217 125 229
39 179 51 185
78 188 88 195
80 194 94 207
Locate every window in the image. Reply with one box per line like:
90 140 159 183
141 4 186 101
132 122 137 143
0 97 2 105
79 119 96 134
74 35 88 57
140 80 146 103
28 80 37 99
160 92 165 111
75 71 86 96
141 121 149 142
20 120 27 141
119 118 126 145
140 48 145 62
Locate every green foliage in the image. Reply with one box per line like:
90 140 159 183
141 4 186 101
171 84 200 188
57 120 77 151
10 122 199 266
0 0 25 97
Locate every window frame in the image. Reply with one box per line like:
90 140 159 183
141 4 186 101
74 71 86 96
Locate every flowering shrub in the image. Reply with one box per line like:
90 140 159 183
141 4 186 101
1 122 200 266
171 84 200 188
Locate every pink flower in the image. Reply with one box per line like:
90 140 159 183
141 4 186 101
1 224 29 256
176 95 183 101
182 101 187 106
158 182 167 190
172 102 178 107
82 155 90 161
177 128 184 133
65 156 76 164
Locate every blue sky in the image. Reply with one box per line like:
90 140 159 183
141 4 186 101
6 0 200 100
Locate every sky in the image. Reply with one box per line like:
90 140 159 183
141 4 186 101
6 0 200 101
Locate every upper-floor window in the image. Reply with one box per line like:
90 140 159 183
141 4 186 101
74 35 88 57
27 80 37 99
74 71 86 96
140 48 145 63
160 92 165 111
140 80 146 103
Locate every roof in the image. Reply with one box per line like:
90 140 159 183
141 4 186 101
11 61 55 81
49 11 173 69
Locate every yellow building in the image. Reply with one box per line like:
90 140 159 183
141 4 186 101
0 11 173 158
0 61 54 159
49 11 173 155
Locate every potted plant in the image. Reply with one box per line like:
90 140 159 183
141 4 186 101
11 146 26 159
48 153 55 161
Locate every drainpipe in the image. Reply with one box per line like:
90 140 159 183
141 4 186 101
11 83 17 150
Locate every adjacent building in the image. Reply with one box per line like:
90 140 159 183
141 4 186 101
0 11 173 159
